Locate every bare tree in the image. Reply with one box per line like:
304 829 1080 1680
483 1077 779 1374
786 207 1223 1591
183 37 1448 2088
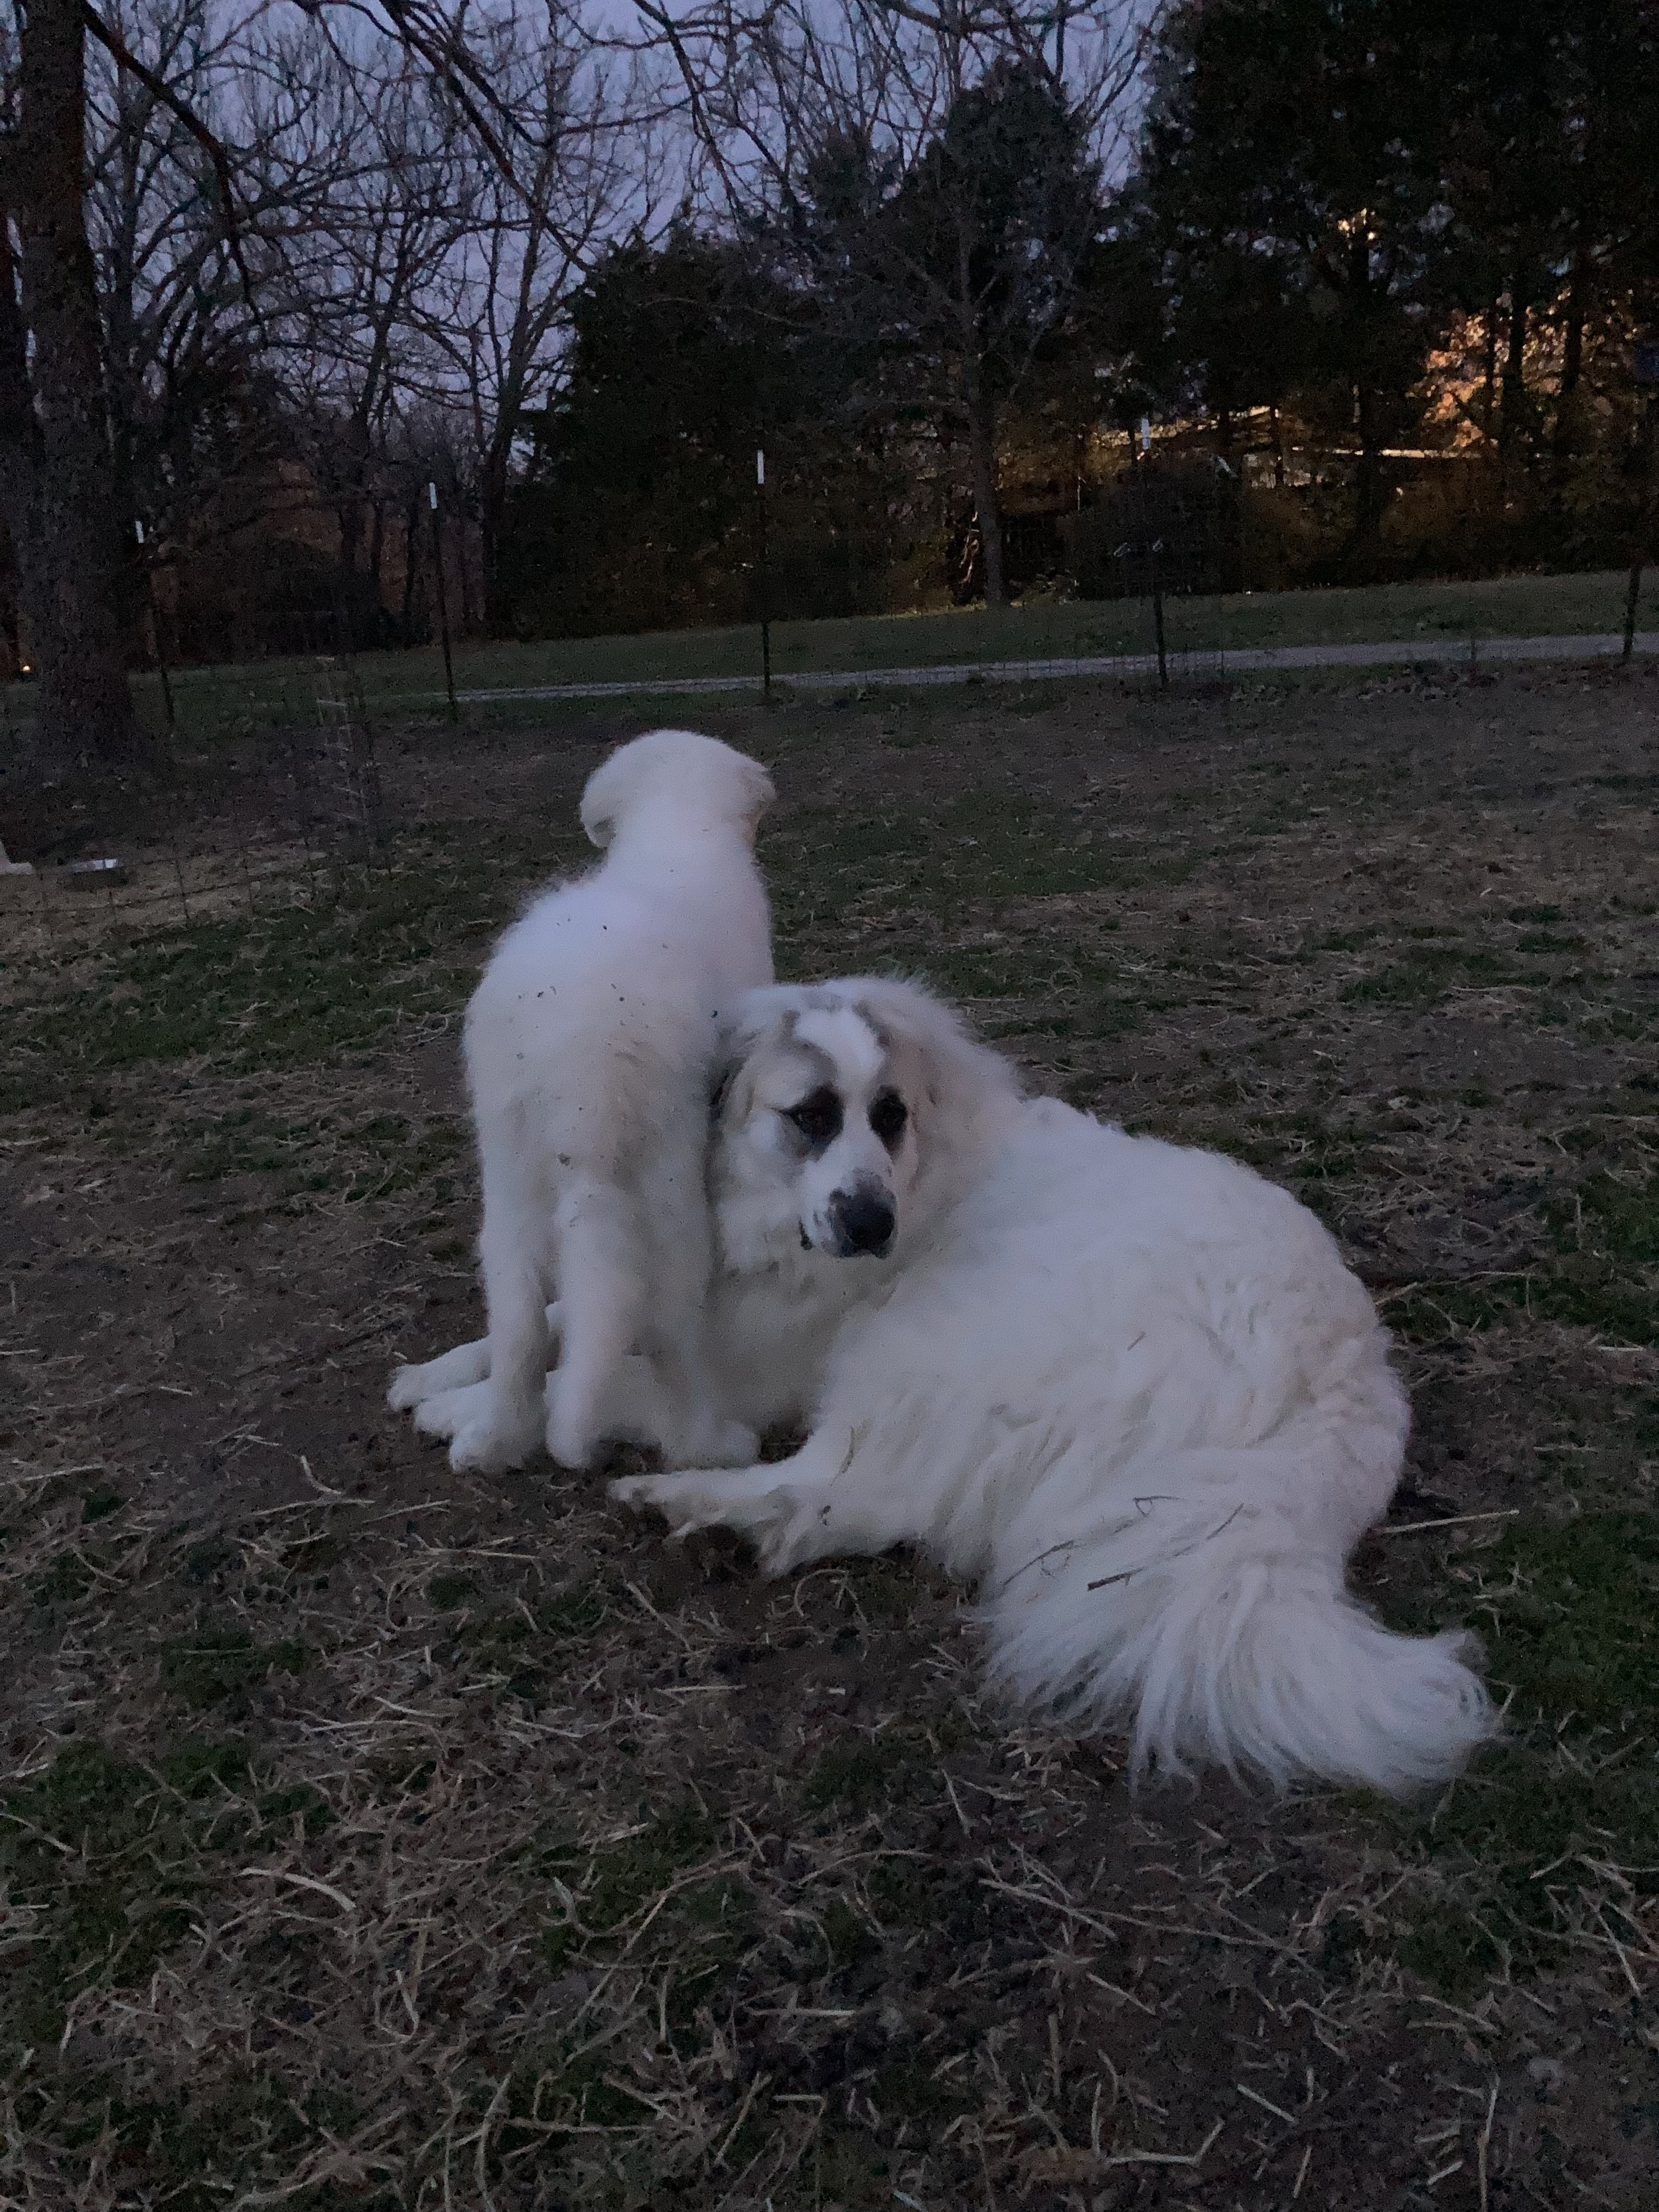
279 50 471 611
418 5 659 627
616 0 1141 603
3 0 151 769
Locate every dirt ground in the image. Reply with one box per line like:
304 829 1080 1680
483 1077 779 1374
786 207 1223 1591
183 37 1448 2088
1 662 1657 2211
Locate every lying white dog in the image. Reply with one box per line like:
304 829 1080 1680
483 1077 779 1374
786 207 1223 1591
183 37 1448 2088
389 730 774 1473
399 976 1494 1793
614 978 1494 1795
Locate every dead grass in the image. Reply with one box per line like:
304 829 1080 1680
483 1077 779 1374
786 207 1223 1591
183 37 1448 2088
1 662 1657 2209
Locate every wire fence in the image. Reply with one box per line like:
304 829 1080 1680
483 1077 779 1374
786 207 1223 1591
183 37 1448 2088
0 642 386 957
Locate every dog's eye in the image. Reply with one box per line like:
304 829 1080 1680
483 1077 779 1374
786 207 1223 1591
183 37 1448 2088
784 1086 843 1147
869 1089 908 1149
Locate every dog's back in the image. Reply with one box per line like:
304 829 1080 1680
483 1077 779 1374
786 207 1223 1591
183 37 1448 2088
446 730 776 1474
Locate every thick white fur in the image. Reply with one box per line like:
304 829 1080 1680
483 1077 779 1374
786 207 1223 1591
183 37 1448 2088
388 729 774 1473
608 980 1494 1796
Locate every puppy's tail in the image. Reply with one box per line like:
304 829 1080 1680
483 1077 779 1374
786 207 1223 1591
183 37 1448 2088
983 1473 1494 1797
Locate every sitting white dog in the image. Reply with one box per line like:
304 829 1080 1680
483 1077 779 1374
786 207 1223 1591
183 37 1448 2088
389 730 774 1473
611 978 1494 1795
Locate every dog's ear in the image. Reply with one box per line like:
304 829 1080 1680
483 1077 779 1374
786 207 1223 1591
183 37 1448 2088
739 756 776 830
579 740 641 849
709 992 793 1126
849 978 1020 1132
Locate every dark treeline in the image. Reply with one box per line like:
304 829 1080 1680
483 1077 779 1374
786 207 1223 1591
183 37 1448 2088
3 0 1657 763
505 0 1659 637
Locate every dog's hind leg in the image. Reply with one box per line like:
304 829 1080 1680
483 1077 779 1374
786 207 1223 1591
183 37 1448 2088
449 1131 553 1475
546 1179 646 1471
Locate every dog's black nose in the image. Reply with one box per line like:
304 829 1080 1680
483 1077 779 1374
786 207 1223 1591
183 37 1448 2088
831 1189 895 1258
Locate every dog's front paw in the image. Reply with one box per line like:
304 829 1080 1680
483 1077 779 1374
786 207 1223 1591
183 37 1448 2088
388 1337 492 1412
449 1396 544 1474
755 1501 834 1577
678 1416 760 1468
609 1471 716 1535
412 1380 492 1441
388 1366 426 1413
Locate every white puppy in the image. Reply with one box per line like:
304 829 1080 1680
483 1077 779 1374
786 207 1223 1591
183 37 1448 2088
611 978 1494 1797
389 730 774 1474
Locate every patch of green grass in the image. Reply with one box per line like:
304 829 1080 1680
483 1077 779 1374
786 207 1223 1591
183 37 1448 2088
503 2036 657 2144
1340 944 1530 1007
583 1801 719 1935
801 1737 905 1812
1481 1512 1659 1722
870 2058 972 2122
157 1737 252 1799
1397 1903 1502 2001
13 2069 352 2212
1392 1512 1659 1980
662 1875 757 2028
535 1582 608 1639
0 1740 268 2047
775 794 1110 944
798 2125 895 2209
159 1625 310 1706
0 829 556 1112
818 1895 878 1970
1388 1166 1655 1346
35 1549 97 1604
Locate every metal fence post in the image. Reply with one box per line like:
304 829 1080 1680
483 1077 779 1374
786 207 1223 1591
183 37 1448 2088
135 518 177 736
756 448 772 701
430 481 460 722
1623 342 1659 664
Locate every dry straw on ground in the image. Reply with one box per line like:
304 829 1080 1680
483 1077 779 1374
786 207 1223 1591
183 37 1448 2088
1 661 1656 2208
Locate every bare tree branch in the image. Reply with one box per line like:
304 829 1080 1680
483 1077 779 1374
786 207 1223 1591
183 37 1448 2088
81 0 259 309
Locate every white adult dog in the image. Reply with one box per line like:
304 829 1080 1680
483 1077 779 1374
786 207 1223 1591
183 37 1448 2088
389 730 774 1474
611 978 1495 1795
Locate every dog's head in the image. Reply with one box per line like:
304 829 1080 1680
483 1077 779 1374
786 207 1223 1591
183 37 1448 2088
711 978 1022 1267
580 730 774 851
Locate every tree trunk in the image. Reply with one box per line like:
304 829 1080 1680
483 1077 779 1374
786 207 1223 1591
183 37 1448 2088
1352 382 1385 570
0 200 46 676
964 368 1007 609
1500 282 1529 455
1554 212 1593 457
400 494 422 638
11 0 145 772
480 434 510 634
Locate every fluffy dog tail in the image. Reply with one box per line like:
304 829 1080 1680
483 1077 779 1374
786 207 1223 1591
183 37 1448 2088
983 1473 1494 1797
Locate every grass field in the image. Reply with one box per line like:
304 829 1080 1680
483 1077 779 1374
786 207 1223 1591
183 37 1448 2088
2 565 1645 747
2 660 1658 2208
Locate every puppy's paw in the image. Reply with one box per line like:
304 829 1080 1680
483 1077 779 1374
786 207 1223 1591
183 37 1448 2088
610 1469 799 1550
545 1412 596 1474
388 1366 425 1413
678 1416 760 1469
449 1398 544 1475
609 1471 714 1534
389 1338 491 1411
412 1380 492 1441
755 1502 835 1577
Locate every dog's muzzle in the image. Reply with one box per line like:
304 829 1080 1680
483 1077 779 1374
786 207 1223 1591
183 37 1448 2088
826 1187 895 1259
